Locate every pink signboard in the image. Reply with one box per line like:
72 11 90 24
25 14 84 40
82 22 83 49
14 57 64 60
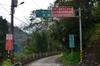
5 34 13 51
52 6 74 17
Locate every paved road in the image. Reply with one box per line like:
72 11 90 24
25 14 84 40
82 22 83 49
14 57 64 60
25 55 62 66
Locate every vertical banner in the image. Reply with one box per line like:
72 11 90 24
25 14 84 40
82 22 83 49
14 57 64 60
5 34 13 51
69 34 75 48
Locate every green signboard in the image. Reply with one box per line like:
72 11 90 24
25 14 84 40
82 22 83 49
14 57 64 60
36 10 52 18
69 34 75 48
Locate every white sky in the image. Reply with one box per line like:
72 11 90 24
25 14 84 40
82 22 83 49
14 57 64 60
0 0 55 27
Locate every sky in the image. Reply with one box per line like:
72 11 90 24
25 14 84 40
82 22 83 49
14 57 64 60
0 0 55 27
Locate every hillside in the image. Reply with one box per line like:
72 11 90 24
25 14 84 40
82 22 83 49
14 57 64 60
8 23 29 52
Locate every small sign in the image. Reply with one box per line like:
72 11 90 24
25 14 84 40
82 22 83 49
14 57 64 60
69 34 75 48
36 10 52 17
5 34 13 51
14 43 20 52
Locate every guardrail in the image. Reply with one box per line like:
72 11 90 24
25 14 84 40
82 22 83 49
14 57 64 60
13 52 60 66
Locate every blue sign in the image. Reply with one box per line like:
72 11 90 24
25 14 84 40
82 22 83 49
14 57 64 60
36 10 52 17
13 43 20 52
69 34 75 48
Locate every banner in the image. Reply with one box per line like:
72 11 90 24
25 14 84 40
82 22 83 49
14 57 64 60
52 6 74 17
5 34 13 51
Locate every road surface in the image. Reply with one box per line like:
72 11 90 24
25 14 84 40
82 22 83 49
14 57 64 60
25 55 62 66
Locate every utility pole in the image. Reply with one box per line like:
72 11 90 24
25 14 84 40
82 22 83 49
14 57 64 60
10 0 24 62
9 0 18 63
11 0 24 34
11 0 16 34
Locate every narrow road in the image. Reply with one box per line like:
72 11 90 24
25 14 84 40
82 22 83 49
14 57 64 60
25 55 62 66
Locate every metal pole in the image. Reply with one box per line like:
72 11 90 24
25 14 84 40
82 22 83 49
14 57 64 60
79 7 83 62
71 48 73 59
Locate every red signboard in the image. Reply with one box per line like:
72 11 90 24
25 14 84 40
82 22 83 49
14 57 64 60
52 6 74 17
5 34 13 51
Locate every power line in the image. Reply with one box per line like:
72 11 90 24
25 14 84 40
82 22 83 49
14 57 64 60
0 3 10 14
0 4 29 26
24 16 31 23
31 0 41 9
0 3 10 7
14 17 29 25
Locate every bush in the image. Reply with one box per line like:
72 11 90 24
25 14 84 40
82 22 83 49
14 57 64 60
59 51 80 64
2 59 12 66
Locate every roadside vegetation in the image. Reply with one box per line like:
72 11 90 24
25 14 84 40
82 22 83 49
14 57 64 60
2 59 12 66
59 51 80 64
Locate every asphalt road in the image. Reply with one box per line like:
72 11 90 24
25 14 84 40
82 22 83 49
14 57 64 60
25 55 62 66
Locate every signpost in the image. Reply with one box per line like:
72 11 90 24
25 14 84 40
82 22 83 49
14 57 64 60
69 34 75 59
36 10 52 18
52 6 74 17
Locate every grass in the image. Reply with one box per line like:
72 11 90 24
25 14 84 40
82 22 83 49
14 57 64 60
2 59 12 66
59 51 80 64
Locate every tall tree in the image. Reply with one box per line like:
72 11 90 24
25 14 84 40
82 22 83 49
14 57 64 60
93 0 100 21
0 16 8 60
26 30 48 53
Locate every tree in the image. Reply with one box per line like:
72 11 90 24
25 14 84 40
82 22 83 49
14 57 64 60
93 1 100 21
0 16 8 60
25 30 48 53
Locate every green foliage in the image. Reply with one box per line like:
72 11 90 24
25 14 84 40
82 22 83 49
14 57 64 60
0 16 8 59
93 2 100 21
89 23 100 41
59 51 80 64
54 0 79 8
48 18 79 51
14 48 30 60
26 31 49 53
2 59 12 66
